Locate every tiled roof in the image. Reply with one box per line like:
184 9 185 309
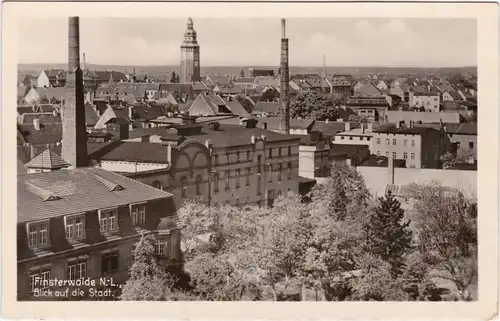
99 142 172 163
85 103 100 126
443 123 477 135
385 111 461 124
187 124 301 148
329 144 367 158
311 121 349 136
254 101 280 114
25 148 70 169
17 167 173 223
35 87 67 101
253 77 279 87
358 156 406 168
18 85 29 98
18 159 27 174
258 118 315 131
17 123 62 145
208 75 232 86
131 104 167 121
20 113 61 125
346 96 390 107
374 124 439 135
158 83 193 93
233 77 255 84
192 82 208 91
226 99 250 117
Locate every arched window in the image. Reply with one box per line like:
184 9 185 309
195 175 202 196
180 177 187 198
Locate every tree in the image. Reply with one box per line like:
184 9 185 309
239 69 245 78
347 114 368 123
441 148 475 169
258 87 280 102
120 234 176 301
364 192 413 275
408 183 477 300
289 91 339 121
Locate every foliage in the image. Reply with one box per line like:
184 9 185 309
120 234 176 301
239 69 245 78
364 192 413 275
347 114 368 123
170 71 180 83
289 91 340 121
408 182 477 300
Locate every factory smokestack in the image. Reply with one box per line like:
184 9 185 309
62 17 89 168
279 19 290 135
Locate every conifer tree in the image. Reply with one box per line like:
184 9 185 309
239 68 245 78
365 191 413 275
170 71 178 83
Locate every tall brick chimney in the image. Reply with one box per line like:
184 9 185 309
62 17 88 168
279 19 290 135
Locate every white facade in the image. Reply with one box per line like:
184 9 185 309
37 71 51 88
99 160 169 173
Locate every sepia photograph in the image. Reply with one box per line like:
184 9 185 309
2 1 498 319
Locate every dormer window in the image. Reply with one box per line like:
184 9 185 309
130 203 146 226
64 214 85 241
99 208 118 233
27 220 50 249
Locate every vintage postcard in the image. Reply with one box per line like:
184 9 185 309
1 1 498 319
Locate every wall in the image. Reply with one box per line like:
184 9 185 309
449 133 477 159
356 166 477 199
411 95 440 112
37 72 50 88
333 134 373 153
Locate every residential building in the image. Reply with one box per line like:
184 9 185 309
352 80 381 97
17 167 181 300
333 122 376 153
187 93 232 116
298 131 331 179
385 110 462 124
37 69 66 88
409 91 440 112
329 144 370 167
24 87 66 105
329 75 353 98
372 121 450 169
345 96 390 122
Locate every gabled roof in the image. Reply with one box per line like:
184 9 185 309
233 77 255 84
158 83 193 93
130 104 167 121
25 148 70 169
192 82 208 91
207 75 232 87
85 103 100 126
98 142 173 164
329 144 367 158
20 113 61 125
17 167 173 223
254 101 280 114
226 99 250 117
330 75 353 87
34 87 67 101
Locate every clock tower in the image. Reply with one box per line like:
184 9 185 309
180 17 201 83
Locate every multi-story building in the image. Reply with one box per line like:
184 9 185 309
298 131 331 179
345 96 390 122
333 122 375 153
409 91 440 112
17 167 181 301
372 121 449 169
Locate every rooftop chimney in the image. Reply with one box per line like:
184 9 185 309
279 18 290 135
62 16 89 168
33 118 41 131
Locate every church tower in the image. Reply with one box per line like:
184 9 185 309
62 17 88 168
180 17 201 83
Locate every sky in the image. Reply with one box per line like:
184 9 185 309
18 17 477 67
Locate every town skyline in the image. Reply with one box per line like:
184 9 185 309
18 17 477 68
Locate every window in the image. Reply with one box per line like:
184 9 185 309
156 240 165 256
195 175 202 195
287 162 292 179
65 215 85 240
29 266 51 293
278 164 282 181
257 176 261 195
213 172 219 193
268 165 272 183
225 152 230 164
67 259 87 280
377 151 381 156
288 146 292 156
385 151 389 157
404 139 408 147
130 203 146 226
403 152 408 159
392 152 397 159
246 150 251 162
257 155 262 173
367 137 371 141
411 153 415 160
101 251 119 274
392 139 396 146
235 198 240 206
245 168 252 186
386 139 390 145
235 170 240 189
341 136 345 140
411 139 415 147
236 151 240 162
28 221 49 249
278 148 282 157
213 155 218 166
377 138 381 144
225 171 230 191
469 141 474 149
268 148 273 159
99 209 118 233
180 177 187 198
